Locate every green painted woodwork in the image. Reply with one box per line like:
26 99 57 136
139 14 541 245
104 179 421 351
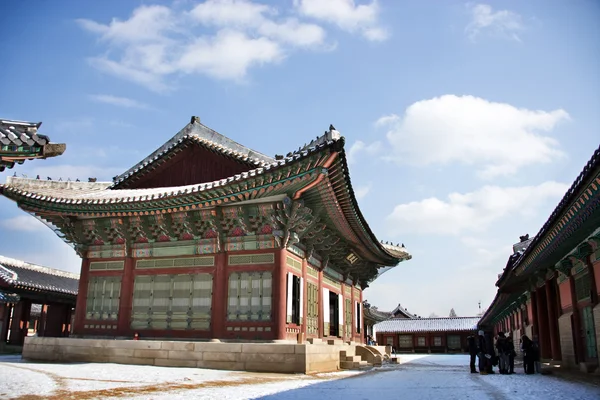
86 276 121 321
227 271 272 321
131 273 212 330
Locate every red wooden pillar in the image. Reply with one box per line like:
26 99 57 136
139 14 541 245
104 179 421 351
545 279 561 360
8 300 31 345
530 290 539 340
275 248 288 340
536 285 551 359
117 256 135 337
73 258 90 335
584 254 599 306
568 273 584 363
211 252 227 339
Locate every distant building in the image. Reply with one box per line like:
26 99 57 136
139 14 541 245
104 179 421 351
375 317 479 353
0 119 65 171
0 255 79 346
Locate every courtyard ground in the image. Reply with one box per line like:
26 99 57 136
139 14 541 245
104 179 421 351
1 353 599 399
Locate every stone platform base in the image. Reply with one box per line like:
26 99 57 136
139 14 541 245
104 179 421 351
22 337 358 374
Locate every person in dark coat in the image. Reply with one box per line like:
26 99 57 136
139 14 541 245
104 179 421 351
485 333 496 373
477 330 489 375
467 335 478 373
507 336 516 374
521 335 535 374
495 332 509 374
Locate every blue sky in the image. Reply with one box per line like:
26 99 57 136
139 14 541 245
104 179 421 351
1 0 599 317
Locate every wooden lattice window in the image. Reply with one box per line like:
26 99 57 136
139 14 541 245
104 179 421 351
227 271 272 321
86 276 121 320
575 272 591 302
130 273 213 330
434 336 442 346
399 335 413 348
447 335 461 350
417 336 426 346
345 299 352 338
307 282 319 335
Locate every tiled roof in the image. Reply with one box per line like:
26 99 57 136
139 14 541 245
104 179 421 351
0 119 66 171
0 255 79 296
390 303 417 318
0 120 412 272
375 317 480 333
0 129 342 205
0 120 47 146
112 117 276 188
364 306 392 322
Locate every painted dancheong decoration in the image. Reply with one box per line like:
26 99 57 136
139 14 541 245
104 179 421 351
0 117 412 343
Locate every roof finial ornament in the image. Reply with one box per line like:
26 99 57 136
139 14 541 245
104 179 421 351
402 243 405 247
329 124 336 131
47 177 52 180
190 116 200 124
13 172 16 177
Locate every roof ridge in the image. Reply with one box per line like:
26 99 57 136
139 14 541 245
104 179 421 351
0 255 80 279
5 176 112 190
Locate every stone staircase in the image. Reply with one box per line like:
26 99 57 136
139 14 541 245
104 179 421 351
339 349 371 370
305 337 378 371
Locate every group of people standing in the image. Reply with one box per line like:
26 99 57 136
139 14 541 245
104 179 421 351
468 330 540 375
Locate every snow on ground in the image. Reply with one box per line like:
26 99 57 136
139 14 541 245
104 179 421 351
1 354 599 399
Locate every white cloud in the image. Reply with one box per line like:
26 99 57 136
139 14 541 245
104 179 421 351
387 181 569 236
381 95 569 179
354 183 371 199
177 30 283 80
89 94 151 109
347 140 382 164
295 0 389 41
465 3 524 42
1 215 47 232
77 1 333 90
190 0 326 47
374 113 399 127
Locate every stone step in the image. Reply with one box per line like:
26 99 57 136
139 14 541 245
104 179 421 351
345 355 362 362
339 350 356 358
340 360 373 370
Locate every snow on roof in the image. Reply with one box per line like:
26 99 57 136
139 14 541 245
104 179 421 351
0 255 79 296
374 317 480 333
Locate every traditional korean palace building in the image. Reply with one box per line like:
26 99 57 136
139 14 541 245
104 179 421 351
480 144 600 372
374 317 479 353
363 302 417 342
0 118 411 344
0 255 78 347
0 119 65 171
